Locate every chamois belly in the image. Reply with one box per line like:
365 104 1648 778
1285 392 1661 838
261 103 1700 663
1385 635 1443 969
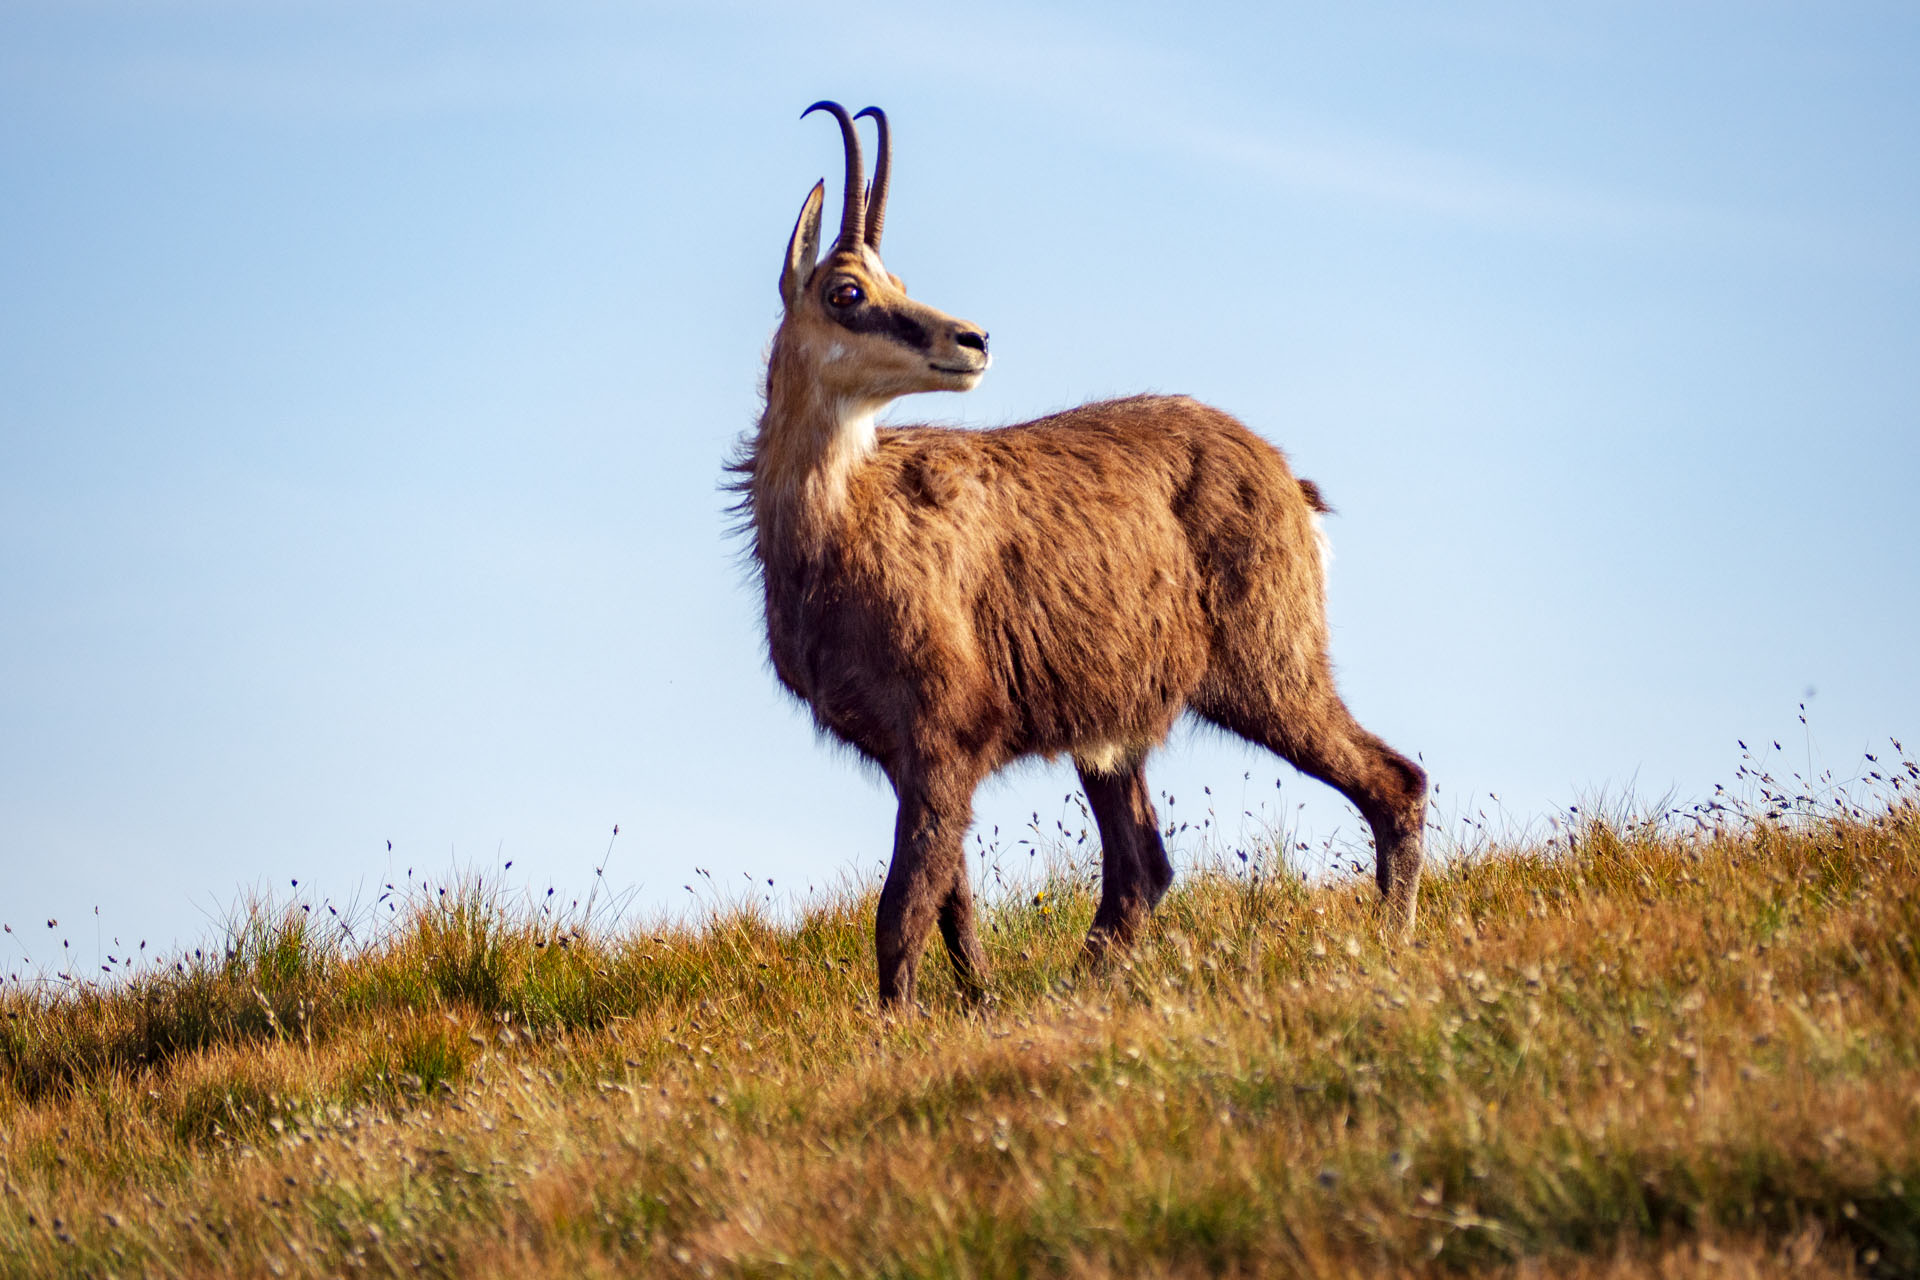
972 524 1210 760
766 533 1208 772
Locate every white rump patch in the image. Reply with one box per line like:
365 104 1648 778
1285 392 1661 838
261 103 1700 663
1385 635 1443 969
1311 511 1332 587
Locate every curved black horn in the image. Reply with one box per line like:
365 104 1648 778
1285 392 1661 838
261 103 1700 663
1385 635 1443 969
801 100 865 251
854 106 891 250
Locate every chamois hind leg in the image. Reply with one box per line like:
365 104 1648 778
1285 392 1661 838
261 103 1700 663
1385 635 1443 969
1075 758 1174 961
876 765 988 1009
1198 683 1428 936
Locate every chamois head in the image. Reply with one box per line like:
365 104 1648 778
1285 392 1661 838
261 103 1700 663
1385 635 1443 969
776 102 990 404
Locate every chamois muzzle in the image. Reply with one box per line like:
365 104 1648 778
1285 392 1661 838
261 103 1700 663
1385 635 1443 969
925 323 990 382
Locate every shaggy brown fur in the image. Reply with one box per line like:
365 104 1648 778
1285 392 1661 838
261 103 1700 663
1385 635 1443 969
736 103 1426 1007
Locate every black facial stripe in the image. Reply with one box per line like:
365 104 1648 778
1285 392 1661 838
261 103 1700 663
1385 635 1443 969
829 302 932 352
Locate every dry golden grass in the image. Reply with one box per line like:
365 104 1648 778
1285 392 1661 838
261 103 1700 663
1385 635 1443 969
3 762 1918 1277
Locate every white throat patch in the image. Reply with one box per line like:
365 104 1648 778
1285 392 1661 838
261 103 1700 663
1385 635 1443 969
796 398 881 520
835 400 880 454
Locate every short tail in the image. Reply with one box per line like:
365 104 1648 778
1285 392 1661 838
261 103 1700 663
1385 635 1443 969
1297 478 1333 514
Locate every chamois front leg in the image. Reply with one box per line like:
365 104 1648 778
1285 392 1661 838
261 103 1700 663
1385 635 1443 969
935 853 990 1004
876 767 987 1009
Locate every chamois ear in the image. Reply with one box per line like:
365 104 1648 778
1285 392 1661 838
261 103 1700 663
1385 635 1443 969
780 181 826 311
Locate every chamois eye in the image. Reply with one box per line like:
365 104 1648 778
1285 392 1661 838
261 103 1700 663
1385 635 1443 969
827 282 864 308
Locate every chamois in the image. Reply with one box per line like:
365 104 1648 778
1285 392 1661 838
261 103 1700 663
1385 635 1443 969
735 102 1427 1007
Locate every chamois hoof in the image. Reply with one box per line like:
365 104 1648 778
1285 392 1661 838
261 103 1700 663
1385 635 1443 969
1079 922 1143 972
1377 892 1419 943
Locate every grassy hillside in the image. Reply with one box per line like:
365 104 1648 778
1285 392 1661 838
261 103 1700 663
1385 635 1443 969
2 763 1918 1277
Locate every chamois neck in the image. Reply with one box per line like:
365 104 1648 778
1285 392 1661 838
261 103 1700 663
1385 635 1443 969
750 334 886 556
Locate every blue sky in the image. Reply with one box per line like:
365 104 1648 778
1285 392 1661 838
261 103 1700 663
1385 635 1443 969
3 1 1916 978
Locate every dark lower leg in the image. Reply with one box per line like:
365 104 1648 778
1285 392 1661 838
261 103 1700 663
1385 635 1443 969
1205 695 1427 936
876 776 978 1008
1295 720 1427 935
875 858 932 1008
937 869 990 1002
1078 761 1172 955
1372 808 1425 937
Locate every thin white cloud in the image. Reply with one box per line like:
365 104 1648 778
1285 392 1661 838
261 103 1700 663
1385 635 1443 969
839 5 1914 273
1168 117 1915 276
1183 119 1711 237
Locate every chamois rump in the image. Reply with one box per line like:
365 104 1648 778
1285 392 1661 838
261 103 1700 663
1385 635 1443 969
734 102 1427 1007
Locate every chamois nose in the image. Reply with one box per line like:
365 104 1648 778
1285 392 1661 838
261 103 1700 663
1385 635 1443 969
955 329 988 354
